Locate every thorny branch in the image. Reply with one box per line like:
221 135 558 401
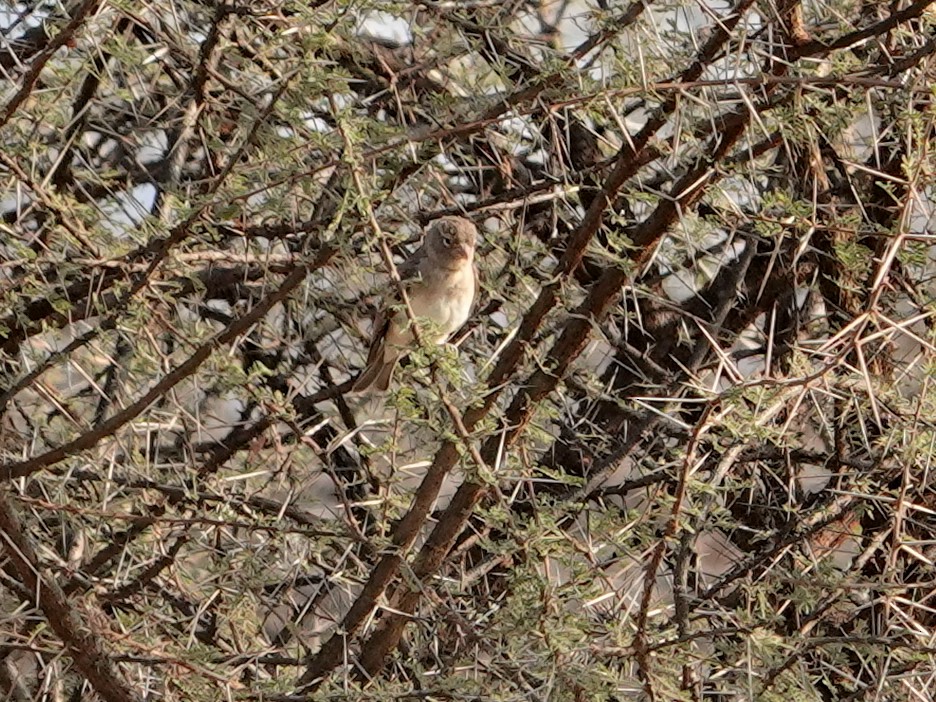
2 0 935 699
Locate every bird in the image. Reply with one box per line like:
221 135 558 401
352 217 479 393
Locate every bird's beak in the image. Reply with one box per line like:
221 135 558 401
460 244 473 259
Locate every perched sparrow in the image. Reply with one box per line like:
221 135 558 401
352 217 479 393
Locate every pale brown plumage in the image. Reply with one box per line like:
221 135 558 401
352 217 479 393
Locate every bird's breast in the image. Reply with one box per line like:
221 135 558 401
406 273 474 341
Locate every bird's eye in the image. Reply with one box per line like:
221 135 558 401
443 235 453 247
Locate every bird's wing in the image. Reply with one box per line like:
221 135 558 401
362 244 426 364
396 243 428 282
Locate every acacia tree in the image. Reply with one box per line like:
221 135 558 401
1 0 935 699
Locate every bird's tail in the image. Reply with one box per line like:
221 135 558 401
351 351 401 393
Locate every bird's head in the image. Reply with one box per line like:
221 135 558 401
427 217 477 266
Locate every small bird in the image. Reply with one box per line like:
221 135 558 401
352 217 479 393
